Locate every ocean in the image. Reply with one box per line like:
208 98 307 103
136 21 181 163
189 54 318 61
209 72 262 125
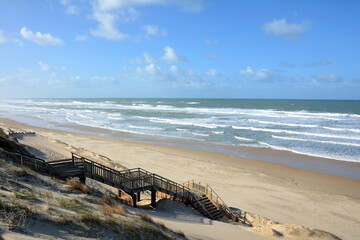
0 98 359 164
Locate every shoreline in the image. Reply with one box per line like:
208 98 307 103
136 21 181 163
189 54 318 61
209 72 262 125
1 116 360 239
1 113 360 180
0 116 359 196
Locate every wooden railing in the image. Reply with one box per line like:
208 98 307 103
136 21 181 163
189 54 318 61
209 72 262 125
1 149 49 173
1 149 244 223
183 180 244 223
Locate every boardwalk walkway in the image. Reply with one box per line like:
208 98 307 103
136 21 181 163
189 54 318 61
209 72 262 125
6 151 249 224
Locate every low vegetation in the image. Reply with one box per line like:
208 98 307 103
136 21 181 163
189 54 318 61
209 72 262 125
67 177 88 193
0 150 187 239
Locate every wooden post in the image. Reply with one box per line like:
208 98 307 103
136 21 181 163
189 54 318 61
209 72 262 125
20 155 23 166
137 192 141 202
132 194 137 208
79 175 86 184
151 189 156 208
118 189 122 198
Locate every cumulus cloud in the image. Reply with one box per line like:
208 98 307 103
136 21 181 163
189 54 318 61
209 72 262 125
66 5 80 14
20 27 64 45
90 0 201 40
263 19 312 40
91 11 131 40
60 0 81 14
240 66 273 82
161 46 188 63
132 64 209 86
38 61 66 71
142 24 166 38
312 74 342 83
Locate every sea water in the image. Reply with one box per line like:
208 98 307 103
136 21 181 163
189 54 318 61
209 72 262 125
0 98 359 163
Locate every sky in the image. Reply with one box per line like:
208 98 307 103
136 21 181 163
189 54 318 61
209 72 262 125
0 0 360 99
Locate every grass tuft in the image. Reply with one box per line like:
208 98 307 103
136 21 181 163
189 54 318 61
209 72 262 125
14 189 36 200
18 167 37 177
100 193 127 216
136 212 153 223
57 198 88 214
68 178 88 193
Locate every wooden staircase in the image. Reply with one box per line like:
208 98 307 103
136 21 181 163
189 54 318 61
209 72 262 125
48 159 84 179
196 194 224 220
8 151 249 224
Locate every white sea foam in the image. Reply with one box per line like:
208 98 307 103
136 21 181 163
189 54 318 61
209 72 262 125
212 131 224 134
232 126 360 141
234 136 253 142
149 117 223 129
77 113 92 119
176 128 188 131
259 141 359 162
187 102 200 105
247 119 318 128
128 125 163 131
322 126 360 133
272 135 360 147
108 116 123 120
192 133 210 137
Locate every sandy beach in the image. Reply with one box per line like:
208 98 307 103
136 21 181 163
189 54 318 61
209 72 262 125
1 116 360 240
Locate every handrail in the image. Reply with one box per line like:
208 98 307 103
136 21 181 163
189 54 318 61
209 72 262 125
2 149 244 223
183 180 243 222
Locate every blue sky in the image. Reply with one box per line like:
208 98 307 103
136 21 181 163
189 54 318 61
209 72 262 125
0 0 359 99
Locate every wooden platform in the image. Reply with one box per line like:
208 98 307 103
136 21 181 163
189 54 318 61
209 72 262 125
6 150 249 224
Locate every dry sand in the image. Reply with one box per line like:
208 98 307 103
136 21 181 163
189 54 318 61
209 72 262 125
1 117 360 240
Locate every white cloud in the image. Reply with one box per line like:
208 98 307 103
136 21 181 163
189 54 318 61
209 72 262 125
90 0 201 41
240 66 273 82
95 0 203 12
66 5 80 14
205 69 220 77
130 64 213 87
144 64 161 75
38 61 66 71
20 27 64 45
0 30 8 43
161 46 187 63
75 34 88 41
170 65 178 73
312 74 342 83
60 0 80 14
90 11 131 40
142 24 166 37
143 52 154 64
0 30 25 46
263 19 312 40
13 39 24 46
